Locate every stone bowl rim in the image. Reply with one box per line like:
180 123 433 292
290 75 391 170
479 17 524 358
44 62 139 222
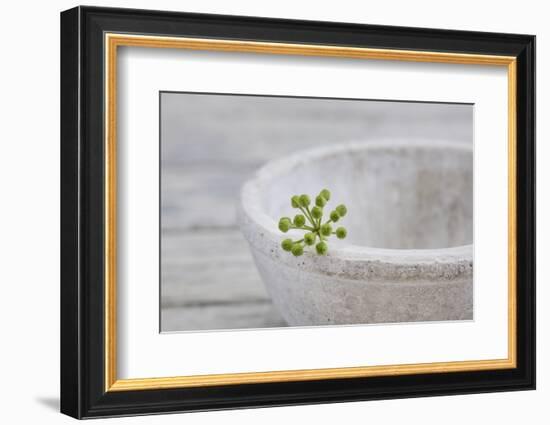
238 140 473 280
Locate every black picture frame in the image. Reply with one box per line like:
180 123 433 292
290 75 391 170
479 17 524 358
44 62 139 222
61 5 535 419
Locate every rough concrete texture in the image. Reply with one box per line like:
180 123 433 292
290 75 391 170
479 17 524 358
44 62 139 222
238 141 473 325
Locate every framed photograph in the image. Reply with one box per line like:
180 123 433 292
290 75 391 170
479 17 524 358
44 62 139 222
60 6 535 419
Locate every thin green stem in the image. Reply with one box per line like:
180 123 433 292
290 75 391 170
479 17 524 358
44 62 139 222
289 225 315 231
302 205 316 227
295 205 309 222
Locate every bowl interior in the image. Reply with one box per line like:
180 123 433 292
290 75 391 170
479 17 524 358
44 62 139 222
260 142 473 250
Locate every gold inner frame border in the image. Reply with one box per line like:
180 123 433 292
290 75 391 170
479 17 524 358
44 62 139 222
104 33 517 392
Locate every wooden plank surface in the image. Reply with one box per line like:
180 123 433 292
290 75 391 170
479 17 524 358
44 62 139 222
160 93 472 332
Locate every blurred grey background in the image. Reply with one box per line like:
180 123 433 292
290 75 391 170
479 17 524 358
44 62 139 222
160 92 472 332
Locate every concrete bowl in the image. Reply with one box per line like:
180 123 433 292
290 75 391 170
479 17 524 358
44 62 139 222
238 141 473 326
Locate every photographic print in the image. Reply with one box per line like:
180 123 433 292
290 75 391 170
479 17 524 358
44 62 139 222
160 92 473 332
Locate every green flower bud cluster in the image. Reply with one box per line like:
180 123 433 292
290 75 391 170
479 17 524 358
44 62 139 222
278 188 348 256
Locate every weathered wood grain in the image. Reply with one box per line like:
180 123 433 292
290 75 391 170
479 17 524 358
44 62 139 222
161 229 272 307
162 303 287 333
